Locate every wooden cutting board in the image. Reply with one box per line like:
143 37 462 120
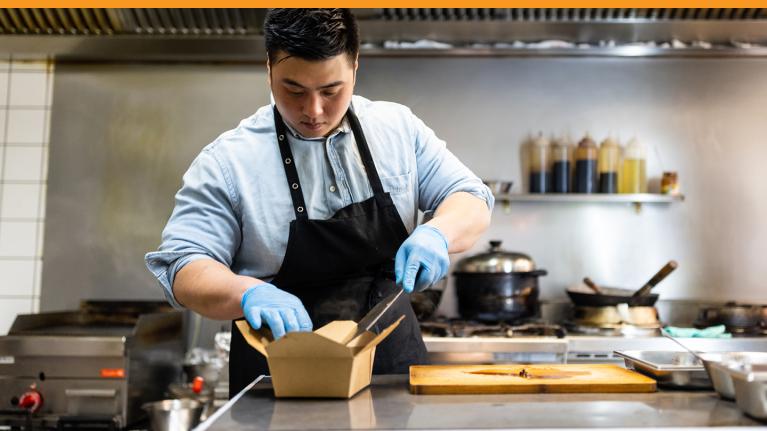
410 364 656 394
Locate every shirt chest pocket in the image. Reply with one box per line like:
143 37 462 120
380 172 412 195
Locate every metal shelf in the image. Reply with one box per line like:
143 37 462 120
494 193 684 213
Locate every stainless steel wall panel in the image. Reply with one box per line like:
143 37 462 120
43 58 767 327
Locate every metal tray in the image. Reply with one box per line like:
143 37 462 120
614 350 712 388
705 352 767 400
728 363 767 420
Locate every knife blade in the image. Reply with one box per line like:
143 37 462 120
344 289 404 345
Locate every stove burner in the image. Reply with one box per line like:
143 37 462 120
420 318 566 338
563 321 662 337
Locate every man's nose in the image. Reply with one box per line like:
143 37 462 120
303 94 323 118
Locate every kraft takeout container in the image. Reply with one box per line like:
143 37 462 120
235 314 404 398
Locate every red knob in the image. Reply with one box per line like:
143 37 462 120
192 376 204 394
18 385 43 413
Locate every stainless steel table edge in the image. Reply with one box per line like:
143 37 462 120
406 428 767 431
193 375 264 431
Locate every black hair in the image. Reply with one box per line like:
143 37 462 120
264 9 359 65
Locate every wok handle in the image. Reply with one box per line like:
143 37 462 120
632 260 678 298
583 277 604 294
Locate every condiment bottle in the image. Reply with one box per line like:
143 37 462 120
529 134 551 193
661 171 679 195
598 137 620 194
550 137 571 193
620 138 647 194
573 134 598 194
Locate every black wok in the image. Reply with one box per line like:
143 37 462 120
567 260 677 307
567 287 659 307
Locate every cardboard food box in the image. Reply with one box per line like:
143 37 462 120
235 315 404 398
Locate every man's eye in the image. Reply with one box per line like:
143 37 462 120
322 90 339 97
289 90 304 96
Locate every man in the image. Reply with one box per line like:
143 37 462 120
145 8 493 396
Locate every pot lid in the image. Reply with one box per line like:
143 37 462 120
454 240 536 273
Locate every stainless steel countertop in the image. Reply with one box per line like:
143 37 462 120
197 375 765 430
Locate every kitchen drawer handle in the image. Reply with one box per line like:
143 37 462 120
65 389 117 398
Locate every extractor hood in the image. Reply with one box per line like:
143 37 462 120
1 8 767 61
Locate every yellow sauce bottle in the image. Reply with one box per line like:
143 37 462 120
620 138 647 194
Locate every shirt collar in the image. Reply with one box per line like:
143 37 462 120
282 116 351 141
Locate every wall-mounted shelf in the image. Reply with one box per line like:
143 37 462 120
494 193 685 213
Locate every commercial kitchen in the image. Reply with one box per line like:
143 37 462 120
1 7 767 431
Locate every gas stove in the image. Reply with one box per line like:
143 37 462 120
420 319 566 338
419 302 767 366
0 301 183 430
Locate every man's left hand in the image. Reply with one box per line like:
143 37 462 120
395 225 449 293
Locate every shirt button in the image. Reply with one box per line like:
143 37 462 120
329 185 337 192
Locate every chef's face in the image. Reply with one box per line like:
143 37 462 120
268 51 357 139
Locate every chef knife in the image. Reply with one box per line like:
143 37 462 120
343 289 404 345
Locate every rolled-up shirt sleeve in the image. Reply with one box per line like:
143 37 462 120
145 147 241 308
409 111 494 213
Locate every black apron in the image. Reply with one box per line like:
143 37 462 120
229 106 429 397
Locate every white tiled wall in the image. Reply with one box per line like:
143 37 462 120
0 56 52 334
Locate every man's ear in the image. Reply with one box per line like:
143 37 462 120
352 57 359 84
266 57 272 86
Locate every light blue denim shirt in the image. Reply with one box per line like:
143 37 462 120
145 95 494 308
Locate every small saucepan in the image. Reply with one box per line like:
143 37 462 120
567 261 678 307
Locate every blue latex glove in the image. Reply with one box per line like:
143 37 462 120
395 224 450 293
241 283 313 340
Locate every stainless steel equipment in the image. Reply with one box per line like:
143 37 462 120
3 9 767 62
706 352 767 400
453 240 547 323
0 301 184 430
614 350 714 388
142 399 203 431
729 363 767 420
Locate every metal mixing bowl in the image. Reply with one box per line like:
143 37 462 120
142 399 203 431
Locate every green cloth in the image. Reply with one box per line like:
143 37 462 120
663 324 731 338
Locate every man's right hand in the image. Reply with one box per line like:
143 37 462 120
241 283 313 339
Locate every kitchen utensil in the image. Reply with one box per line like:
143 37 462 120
343 289 403 345
453 240 546 322
706 352 767 400
409 364 656 395
482 180 513 195
574 305 660 327
567 286 658 307
167 381 216 421
582 277 604 294
567 260 678 307
728 363 767 419
142 399 203 431
614 350 712 388
410 288 442 321
660 329 704 362
695 302 764 334
630 260 678 300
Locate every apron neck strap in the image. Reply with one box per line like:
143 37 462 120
345 108 385 196
272 104 387 220
273 107 309 219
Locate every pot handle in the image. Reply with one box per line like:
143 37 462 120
528 269 548 276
